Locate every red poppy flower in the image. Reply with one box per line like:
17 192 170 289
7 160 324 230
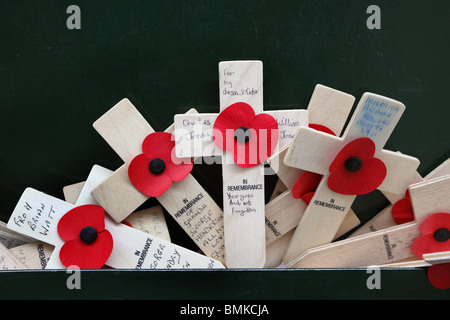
428 263 450 290
128 132 193 197
291 124 336 203
213 102 279 168
327 138 387 195
411 212 450 259
391 190 415 225
292 171 322 204
57 205 113 269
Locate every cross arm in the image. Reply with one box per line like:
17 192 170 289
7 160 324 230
377 150 420 195
283 126 343 175
93 98 155 163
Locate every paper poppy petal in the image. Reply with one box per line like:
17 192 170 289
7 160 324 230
328 157 387 195
251 112 279 164
329 138 376 173
420 212 450 235
291 171 323 199
411 234 450 259
428 264 450 290
163 147 193 181
392 197 415 225
213 102 255 151
59 230 114 269
58 205 105 242
141 132 174 158
300 192 315 205
128 153 173 197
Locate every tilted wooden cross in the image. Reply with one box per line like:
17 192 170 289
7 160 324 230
282 92 421 264
351 157 450 237
287 174 450 268
89 100 226 265
263 84 360 266
174 60 308 268
63 169 172 242
7 165 225 269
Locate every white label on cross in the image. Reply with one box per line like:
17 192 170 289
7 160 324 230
287 175 450 268
90 101 226 264
282 92 420 264
7 165 225 270
174 61 308 268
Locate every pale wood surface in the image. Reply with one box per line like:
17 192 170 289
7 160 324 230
350 158 450 237
10 241 54 269
64 179 171 242
282 93 420 265
124 206 171 242
62 181 85 204
286 176 450 268
45 165 226 269
219 61 266 268
90 100 226 264
0 221 33 248
0 242 27 270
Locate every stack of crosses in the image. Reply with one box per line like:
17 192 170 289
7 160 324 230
4 59 449 276
282 91 420 266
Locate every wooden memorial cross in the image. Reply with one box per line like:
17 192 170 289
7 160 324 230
282 92 421 264
7 165 225 269
264 84 359 256
90 100 226 265
351 157 450 237
174 60 308 268
286 175 450 268
63 168 172 242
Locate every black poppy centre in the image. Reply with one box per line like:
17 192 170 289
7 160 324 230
434 228 450 242
234 126 252 144
149 158 166 174
345 156 363 172
80 226 98 244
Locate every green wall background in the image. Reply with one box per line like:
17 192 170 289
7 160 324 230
0 0 449 299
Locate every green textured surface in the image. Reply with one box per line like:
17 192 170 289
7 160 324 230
0 0 449 299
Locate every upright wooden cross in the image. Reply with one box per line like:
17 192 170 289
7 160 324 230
264 84 359 261
174 60 308 268
7 165 225 269
89 100 226 265
282 92 421 264
287 174 450 268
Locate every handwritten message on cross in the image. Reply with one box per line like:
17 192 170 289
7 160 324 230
7 165 225 269
174 60 308 267
89 100 226 265
282 92 421 264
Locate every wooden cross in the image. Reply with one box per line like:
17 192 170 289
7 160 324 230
7 165 225 269
263 84 360 266
89 100 226 265
174 60 308 268
63 169 172 242
351 157 450 237
282 92 421 264
287 174 450 268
